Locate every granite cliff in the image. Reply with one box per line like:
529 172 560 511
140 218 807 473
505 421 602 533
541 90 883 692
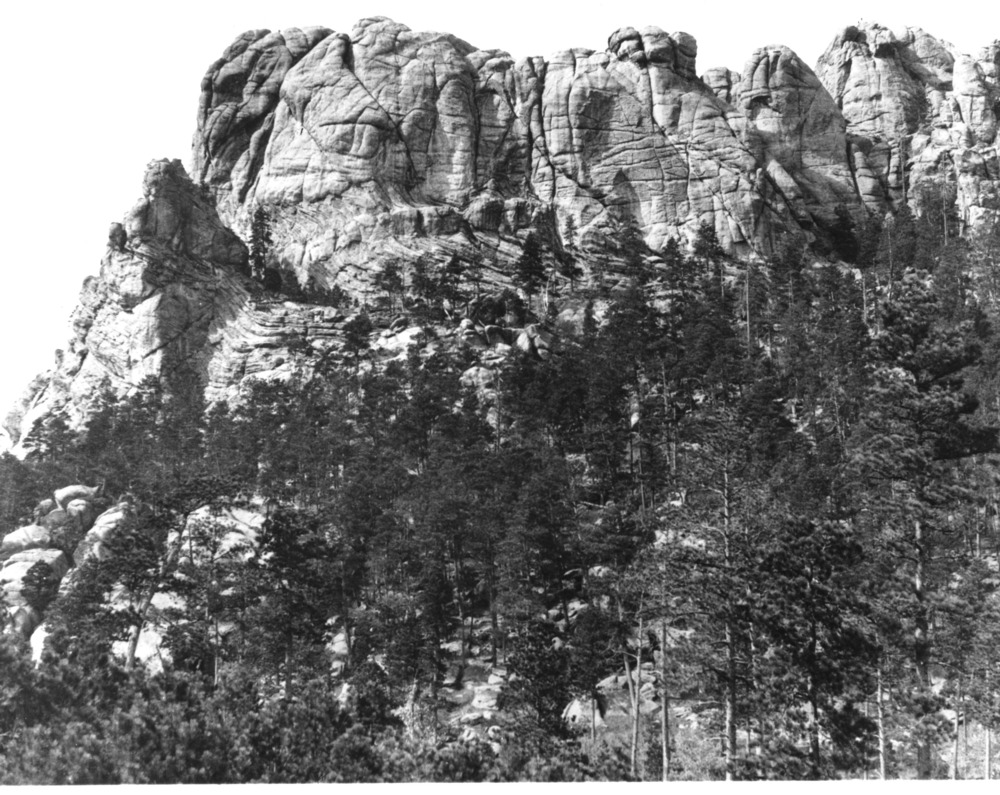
3 17 998 448
815 22 999 228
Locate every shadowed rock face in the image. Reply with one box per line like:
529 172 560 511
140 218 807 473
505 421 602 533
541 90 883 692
706 45 871 226
6 160 254 445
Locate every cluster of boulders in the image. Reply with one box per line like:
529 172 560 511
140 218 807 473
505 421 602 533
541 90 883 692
1 484 133 639
454 319 553 360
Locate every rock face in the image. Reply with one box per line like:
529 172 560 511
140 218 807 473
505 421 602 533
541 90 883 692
816 22 1000 226
192 17 874 269
4 18 1000 450
10 159 252 443
706 45 869 225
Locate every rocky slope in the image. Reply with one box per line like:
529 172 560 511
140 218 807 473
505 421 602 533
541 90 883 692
0 480 662 740
2 19 998 756
3 17 998 450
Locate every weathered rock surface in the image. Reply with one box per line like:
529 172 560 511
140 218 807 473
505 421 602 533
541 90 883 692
53 483 103 508
716 45 872 223
1 524 52 560
194 16 870 267
1 549 71 587
4 18 999 452
1 549 72 637
2 486 107 637
816 22 999 225
4 485 265 676
71 501 135 565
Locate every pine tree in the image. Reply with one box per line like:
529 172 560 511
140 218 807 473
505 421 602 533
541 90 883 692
515 234 546 299
374 261 404 312
848 268 998 778
497 620 572 737
753 516 877 778
249 205 273 281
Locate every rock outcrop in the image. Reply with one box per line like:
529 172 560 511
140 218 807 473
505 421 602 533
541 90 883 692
1 484 266 676
816 22 1000 226
707 45 871 224
1 489 105 639
3 18 999 451
193 16 871 270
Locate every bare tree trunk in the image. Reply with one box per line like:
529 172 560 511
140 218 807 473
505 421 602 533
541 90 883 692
725 618 737 782
284 637 294 700
808 669 821 776
624 650 638 777
213 608 220 688
661 620 671 781
341 572 353 673
914 520 933 779
124 591 154 672
661 367 677 477
877 663 888 780
407 676 420 738
987 667 993 780
745 262 753 356
722 468 737 782
125 526 187 671
744 504 759 758
964 682 969 759
863 699 870 780
806 571 821 777
987 725 992 780
953 675 961 779
861 270 869 328
592 695 598 744
631 614 645 778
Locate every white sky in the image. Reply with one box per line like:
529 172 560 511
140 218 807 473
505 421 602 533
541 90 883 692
0 0 993 414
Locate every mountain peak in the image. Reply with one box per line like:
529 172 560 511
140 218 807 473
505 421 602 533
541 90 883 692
4 18 999 450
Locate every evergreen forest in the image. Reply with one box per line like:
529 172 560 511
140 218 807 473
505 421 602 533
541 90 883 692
2 192 1000 782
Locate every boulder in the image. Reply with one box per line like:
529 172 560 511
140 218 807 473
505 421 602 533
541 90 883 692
39 508 84 553
470 684 501 711
5 605 42 639
0 524 52 561
1 549 71 587
30 622 50 662
108 222 128 252
2 549 72 636
32 498 56 522
72 502 134 564
563 697 607 729
65 498 98 534
53 483 103 509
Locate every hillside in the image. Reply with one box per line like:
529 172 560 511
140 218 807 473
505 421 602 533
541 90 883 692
1 17 999 782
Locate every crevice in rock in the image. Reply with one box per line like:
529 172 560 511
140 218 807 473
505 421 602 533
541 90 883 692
845 140 863 204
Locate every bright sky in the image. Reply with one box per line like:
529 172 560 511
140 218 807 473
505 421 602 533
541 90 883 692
0 0 993 414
